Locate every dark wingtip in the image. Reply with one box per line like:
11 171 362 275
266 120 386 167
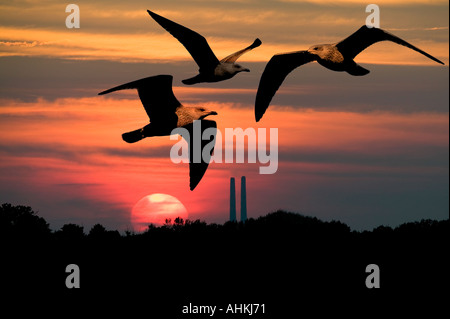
253 38 262 48
426 54 445 65
98 88 115 95
189 182 198 191
147 10 158 19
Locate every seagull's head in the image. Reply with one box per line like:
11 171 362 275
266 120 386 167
307 44 336 60
307 45 324 55
234 64 251 73
194 107 218 120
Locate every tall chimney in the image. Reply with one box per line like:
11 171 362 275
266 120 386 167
241 176 247 222
230 177 236 222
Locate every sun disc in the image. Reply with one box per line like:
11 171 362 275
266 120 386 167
131 193 188 232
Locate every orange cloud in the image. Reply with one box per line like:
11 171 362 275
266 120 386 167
3 96 446 157
1 0 448 66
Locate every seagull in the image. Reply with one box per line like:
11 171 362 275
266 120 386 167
147 10 262 85
98 75 218 190
255 25 445 122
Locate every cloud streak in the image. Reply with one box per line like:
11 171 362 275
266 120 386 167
1 0 448 64
1 57 448 114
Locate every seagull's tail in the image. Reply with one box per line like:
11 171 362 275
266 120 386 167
346 62 370 76
122 128 145 144
182 74 203 85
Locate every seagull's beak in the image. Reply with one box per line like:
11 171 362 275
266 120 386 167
200 111 218 120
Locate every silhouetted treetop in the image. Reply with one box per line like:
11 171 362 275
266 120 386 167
0 203 50 239
88 223 121 241
89 223 106 237
55 223 85 241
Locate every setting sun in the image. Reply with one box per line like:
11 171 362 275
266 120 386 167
131 194 188 232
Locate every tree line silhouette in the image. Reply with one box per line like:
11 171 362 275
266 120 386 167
1 202 447 242
1 202 448 314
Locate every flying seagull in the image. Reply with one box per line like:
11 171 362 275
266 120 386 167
98 75 218 190
147 10 262 85
255 25 445 122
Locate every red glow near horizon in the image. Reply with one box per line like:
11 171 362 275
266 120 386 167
0 95 448 230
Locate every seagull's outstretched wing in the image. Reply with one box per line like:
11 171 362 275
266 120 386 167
255 51 316 122
147 10 220 72
221 38 262 63
181 120 217 191
98 75 180 124
336 25 444 65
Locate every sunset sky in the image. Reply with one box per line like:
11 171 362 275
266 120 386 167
0 0 448 232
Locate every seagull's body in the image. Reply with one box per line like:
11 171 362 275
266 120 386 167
98 75 218 190
147 10 262 85
255 25 445 122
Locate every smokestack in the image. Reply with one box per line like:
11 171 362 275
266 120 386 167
241 176 247 222
230 177 236 222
